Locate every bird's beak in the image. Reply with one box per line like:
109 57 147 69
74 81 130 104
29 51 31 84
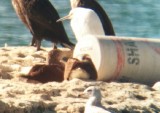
56 15 71 22
78 92 86 97
78 90 89 98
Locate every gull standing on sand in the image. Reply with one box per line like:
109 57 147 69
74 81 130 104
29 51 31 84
83 86 113 113
57 7 105 41
70 0 115 36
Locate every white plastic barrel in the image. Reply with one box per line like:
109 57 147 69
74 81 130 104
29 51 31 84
73 35 160 85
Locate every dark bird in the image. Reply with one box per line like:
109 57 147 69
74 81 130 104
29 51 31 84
70 0 115 36
64 56 97 80
47 49 73 65
12 0 75 50
21 64 64 83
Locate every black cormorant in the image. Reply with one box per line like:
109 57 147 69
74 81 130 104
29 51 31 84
12 0 75 50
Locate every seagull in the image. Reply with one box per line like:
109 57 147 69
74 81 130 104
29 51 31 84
70 0 115 36
12 0 74 50
83 86 113 113
57 7 105 41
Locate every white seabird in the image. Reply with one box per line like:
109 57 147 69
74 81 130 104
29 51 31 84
70 0 80 8
83 86 113 113
57 7 105 41
70 0 115 36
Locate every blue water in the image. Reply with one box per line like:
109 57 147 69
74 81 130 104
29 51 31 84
0 0 160 47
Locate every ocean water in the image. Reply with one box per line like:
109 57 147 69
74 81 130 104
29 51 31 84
0 0 160 47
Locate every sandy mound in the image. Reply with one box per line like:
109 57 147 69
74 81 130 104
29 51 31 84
0 46 160 113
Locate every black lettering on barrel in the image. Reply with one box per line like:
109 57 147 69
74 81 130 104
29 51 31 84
124 41 140 65
128 57 140 65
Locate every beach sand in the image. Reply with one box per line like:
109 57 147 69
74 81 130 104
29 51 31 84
0 46 160 113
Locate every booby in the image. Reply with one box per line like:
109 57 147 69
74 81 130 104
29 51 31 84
64 56 97 80
70 0 115 36
12 0 74 50
57 7 105 41
21 64 64 83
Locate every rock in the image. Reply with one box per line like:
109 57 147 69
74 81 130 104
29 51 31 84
0 79 159 112
0 69 13 79
152 81 160 91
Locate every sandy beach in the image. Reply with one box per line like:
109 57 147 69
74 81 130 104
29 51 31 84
0 46 160 113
